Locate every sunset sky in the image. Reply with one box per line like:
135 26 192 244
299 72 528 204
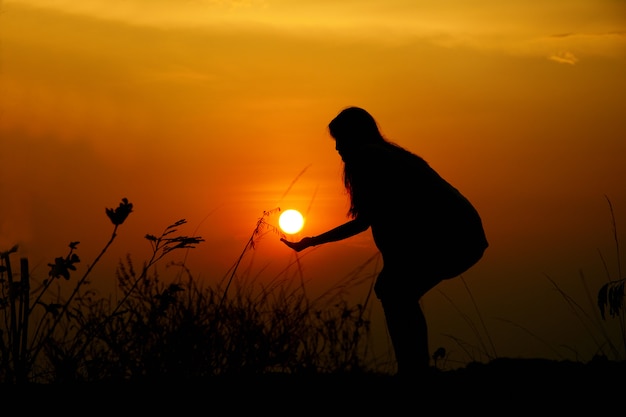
1 0 625 367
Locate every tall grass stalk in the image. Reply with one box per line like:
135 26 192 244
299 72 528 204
545 273 620 360
596 195 626 356
542 196 625 361
0 246 29 383
219 207 280 309
437 278 498 366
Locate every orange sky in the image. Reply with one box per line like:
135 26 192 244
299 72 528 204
1 0 626 366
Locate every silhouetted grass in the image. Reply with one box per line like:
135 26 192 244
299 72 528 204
484 195 625 364
1 196 624 385
544 195 626 361
436 275 498 366
0 199 383 384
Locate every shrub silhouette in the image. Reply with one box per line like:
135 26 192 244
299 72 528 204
0 199 379 384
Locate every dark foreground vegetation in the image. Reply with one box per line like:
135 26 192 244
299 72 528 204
1 199 389 384
1 198 625 410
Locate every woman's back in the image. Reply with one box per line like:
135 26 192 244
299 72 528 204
349 142 488 277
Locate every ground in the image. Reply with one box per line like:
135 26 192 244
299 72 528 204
6 358 625 414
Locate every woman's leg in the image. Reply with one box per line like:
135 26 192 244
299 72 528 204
380 294 430 376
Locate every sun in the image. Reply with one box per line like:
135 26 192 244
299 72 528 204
279 209 305 234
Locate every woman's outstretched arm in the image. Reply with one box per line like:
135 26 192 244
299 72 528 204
280 217 370 252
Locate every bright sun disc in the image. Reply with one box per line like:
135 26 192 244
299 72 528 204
279 209 304 234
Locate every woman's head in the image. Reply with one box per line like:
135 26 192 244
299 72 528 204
329 107 385 160
329 106 413 218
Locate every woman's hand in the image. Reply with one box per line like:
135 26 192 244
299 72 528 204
280 237 315 252
280 219 369 252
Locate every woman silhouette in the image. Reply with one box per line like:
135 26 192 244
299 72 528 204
281 106 488 376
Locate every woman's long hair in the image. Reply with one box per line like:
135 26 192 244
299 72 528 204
328 107 411 219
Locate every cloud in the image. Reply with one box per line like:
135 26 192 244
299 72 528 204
548 51 579 65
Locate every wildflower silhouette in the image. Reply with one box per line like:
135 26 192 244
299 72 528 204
598 281 625 320
47 241 80 281
106 197 133 225
29 198 136 371
143 219 205 263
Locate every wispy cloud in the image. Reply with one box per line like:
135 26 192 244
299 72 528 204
6 0 626 60
519 30 626 62
548 51 579 65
